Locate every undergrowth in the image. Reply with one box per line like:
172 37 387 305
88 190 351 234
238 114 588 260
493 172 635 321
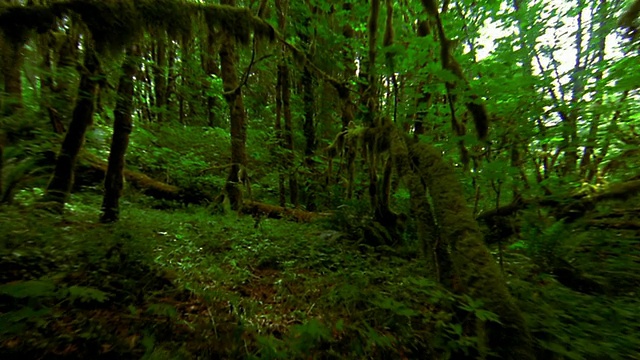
1 190 639 359
0 192 489 359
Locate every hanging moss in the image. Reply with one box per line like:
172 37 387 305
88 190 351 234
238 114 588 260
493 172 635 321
202 4 274 45
63 0 144 53
1 0 273 54
136 0 193 39
0 5 56 44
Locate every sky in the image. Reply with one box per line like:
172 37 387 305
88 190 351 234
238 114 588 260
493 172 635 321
476 0 624 80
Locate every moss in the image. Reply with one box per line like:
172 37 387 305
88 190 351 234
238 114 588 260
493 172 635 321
136 0 192 39
53 0 141 53
203 4 275 45
409 142 535 360
1 1 273 54
0 5 56 44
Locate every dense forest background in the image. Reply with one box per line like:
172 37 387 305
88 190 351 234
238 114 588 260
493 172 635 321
1 0 640 358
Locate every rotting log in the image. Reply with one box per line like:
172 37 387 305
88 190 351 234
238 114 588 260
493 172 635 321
82 154 186 202
241 201 328 223
81 155 326 223
477 178 640 242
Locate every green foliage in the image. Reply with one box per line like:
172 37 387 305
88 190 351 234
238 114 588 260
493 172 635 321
3 0 640 358
516 215 568 267
66 285 109 304
126 125 229 195
512 277 640 359
0 280 56 299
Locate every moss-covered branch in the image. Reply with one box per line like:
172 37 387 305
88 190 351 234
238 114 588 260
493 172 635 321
0 0 275 53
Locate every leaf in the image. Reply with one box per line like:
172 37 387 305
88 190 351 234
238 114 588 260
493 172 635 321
371 296 419 317
67 285 109 303
291 318 331 341
475 309 501 323
448 323 463 336
0 307 51 335
0 280 56 298
146 303 178 318
365 325 394 348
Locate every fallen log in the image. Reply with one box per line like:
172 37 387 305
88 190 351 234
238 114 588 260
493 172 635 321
241 201 330 223
79 154 191 202
478 178 640 223
79 154 327 222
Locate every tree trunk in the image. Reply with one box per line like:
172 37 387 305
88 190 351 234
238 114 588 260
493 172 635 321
219 0 248 210
275 53 286 207
365 0 381 216
281 63 298 207
276 0 298 208
302 64 317 210
579 0 608 180
201 30 220 127
563 0 585 176
0 132 5 201
43 46 101 211
100 45 139 223
1 39 24 116
409 141 535 360
41 23 78 134
153 34 168 123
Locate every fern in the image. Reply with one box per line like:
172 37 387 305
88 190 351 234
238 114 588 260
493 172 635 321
0 280 56 298
67 285 109 303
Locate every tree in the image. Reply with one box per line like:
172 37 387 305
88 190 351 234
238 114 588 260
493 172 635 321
219 0 249 210
43 42 101 211
101 45 139 223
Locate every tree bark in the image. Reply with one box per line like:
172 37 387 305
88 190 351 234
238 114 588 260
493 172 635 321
1 39 24 116
40 22 78 134
275 52 286 207
219 0 248 210
201 29 220 127
100 45 139 223
280 63 298 207
409 141 535 360
302 64 317 210
0 132 5 201
43 45 101 211
153 34 168 123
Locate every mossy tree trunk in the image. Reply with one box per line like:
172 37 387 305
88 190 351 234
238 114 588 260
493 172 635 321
1 36 24 116
0 132 5 201
362 0 388 222
100 45 139 223
153 32 168 123
274 48 286 207
219 0 248 210
296 8 317 211
413 20 433 138
409 141 535 360
281 61 297 208
201 29 220 127
275 0 297 208
302 64 316 210
43 44 101 211
40 22 79 134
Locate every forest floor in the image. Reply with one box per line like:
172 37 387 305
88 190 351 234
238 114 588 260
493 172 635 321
1 189 639 359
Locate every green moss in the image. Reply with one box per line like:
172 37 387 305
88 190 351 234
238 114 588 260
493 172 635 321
409 142 535 359
136 0 192 39
0 5 56 44
202 4 274 45
1 0 274 54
